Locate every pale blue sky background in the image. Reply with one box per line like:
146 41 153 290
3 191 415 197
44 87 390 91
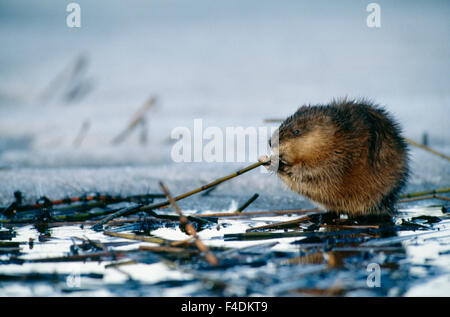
0 0 448 168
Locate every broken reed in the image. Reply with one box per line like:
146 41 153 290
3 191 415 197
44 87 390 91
0 208 122 225
0 208 324 228
112 96 156 145
159 181 219 266
195 208 320 218
39 54 88 103
94 159 269 228
1 192 166 216
224 228 375 241
73 120 90 147
235 193 259 213
103 231 225 252
245 215 313 232
104 231 171 245
21 250 128 263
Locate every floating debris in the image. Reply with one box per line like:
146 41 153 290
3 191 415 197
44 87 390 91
0 177 448 296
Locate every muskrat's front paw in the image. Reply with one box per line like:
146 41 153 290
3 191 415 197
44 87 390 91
258 155 271 167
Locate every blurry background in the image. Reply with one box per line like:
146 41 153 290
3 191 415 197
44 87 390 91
0 0 448 205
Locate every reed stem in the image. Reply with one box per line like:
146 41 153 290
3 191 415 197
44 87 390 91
404 138 450 162
398 194 450 203
399 187 450 199
159 182 218 266
236 193 259 212
246 216 311 232
195 208 320 218
94 159 269 228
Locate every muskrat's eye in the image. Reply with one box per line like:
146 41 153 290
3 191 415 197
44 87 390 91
293 129 301 136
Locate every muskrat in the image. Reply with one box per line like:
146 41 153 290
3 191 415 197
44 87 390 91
263 98 409 218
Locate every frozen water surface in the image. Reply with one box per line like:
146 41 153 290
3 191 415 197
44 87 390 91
0 0 449 296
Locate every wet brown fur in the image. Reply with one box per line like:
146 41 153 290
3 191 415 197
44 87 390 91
270 98 409 217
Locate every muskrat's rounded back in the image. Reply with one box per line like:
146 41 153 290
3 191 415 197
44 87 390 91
271 98 408 217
